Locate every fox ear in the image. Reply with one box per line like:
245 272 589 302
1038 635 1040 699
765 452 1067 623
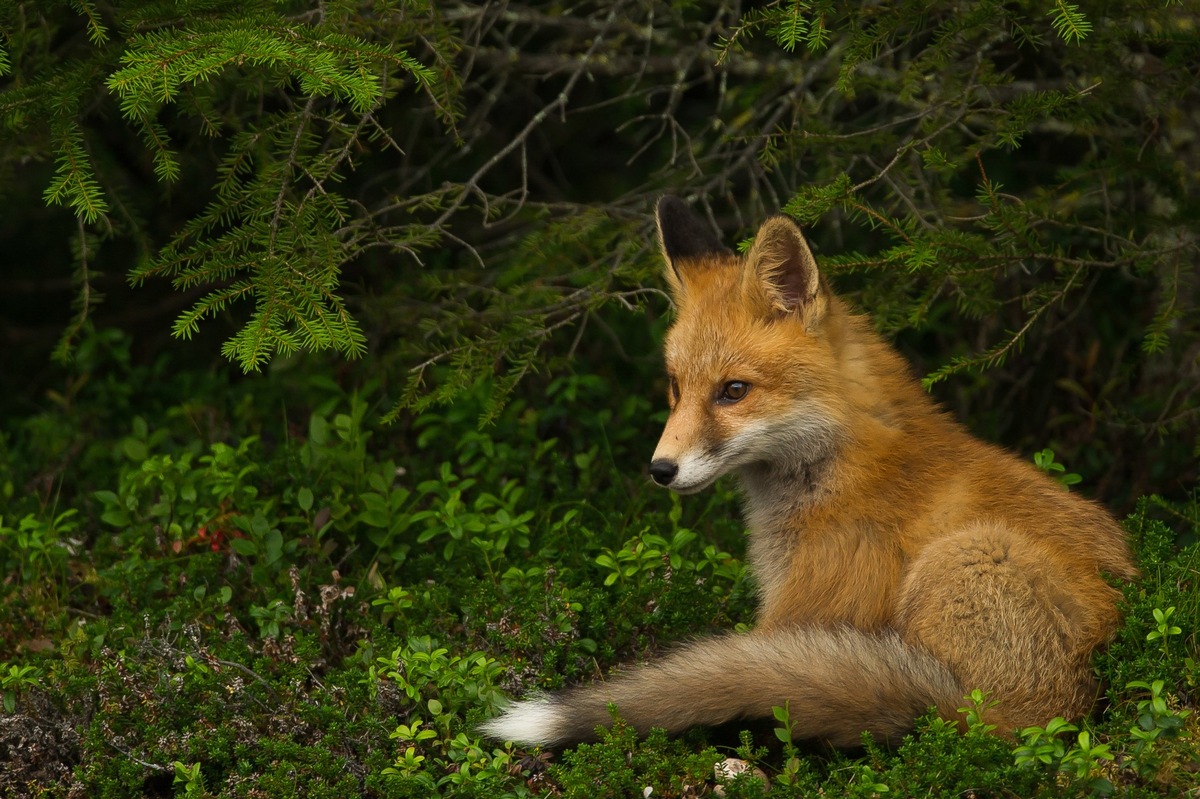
745 215 828 325
656 196 728 291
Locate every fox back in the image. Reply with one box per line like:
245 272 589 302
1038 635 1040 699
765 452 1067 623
481 196 1137 748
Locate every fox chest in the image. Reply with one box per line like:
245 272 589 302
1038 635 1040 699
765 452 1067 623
749 524 903 632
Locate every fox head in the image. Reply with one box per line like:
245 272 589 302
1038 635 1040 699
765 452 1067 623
649 197 844 493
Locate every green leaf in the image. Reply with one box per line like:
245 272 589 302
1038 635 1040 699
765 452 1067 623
309 414 329 446
264 529 283 562
230 537 257 556
122 438 149 462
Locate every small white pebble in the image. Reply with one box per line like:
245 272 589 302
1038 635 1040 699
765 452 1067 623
713 757 770 797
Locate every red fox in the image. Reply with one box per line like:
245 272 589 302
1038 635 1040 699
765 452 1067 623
480 196 1138 748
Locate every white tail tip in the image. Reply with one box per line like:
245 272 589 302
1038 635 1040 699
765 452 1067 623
478 696 566 746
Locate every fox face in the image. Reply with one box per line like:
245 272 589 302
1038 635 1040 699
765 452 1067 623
651 311 833 493
649 198 843 493
649 363 762 494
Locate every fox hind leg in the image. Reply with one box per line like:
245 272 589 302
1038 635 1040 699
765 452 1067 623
896 522 1099 732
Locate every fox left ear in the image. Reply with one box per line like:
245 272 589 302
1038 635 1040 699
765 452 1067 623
745 215 828 326
656 196 727 263
656 196 730 296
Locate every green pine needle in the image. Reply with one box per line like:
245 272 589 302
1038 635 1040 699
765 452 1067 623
1049 1 1093 44
43 128 109 223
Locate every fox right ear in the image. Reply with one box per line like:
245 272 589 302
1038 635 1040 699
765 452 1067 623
745 215 828 327
655 196 728 287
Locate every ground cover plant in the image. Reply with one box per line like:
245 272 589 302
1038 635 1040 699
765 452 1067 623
0 329 1197 798
1 1 1199 797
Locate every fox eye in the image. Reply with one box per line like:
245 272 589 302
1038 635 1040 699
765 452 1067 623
669 376 680 405
718 381 750 403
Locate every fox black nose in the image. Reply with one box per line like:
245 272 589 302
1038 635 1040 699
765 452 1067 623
649 459 678 486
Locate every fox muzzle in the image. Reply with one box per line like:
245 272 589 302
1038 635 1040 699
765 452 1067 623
648 458 678 487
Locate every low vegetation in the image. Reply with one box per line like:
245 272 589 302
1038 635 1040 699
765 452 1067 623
0 331 1196 797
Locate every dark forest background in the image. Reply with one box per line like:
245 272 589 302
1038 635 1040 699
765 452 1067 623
3 0 1199 504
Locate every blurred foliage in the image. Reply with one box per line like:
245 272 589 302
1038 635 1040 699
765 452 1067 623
1 1 1198 506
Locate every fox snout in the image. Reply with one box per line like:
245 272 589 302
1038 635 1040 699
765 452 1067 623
650 404 735 494
648 458 678 487
648 434 724 494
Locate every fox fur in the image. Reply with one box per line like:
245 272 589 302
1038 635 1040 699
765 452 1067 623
480 196 1138 749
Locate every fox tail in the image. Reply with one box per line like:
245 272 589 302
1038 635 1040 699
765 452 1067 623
479 626 965 748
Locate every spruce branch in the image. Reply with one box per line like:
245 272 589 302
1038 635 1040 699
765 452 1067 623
43 125 109 223
70 0 110 45
922 267 1085 389
774 1 812 52
53 215 104 363
1049 1 1093 44
1143 261 1181 355
105 20 436 130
